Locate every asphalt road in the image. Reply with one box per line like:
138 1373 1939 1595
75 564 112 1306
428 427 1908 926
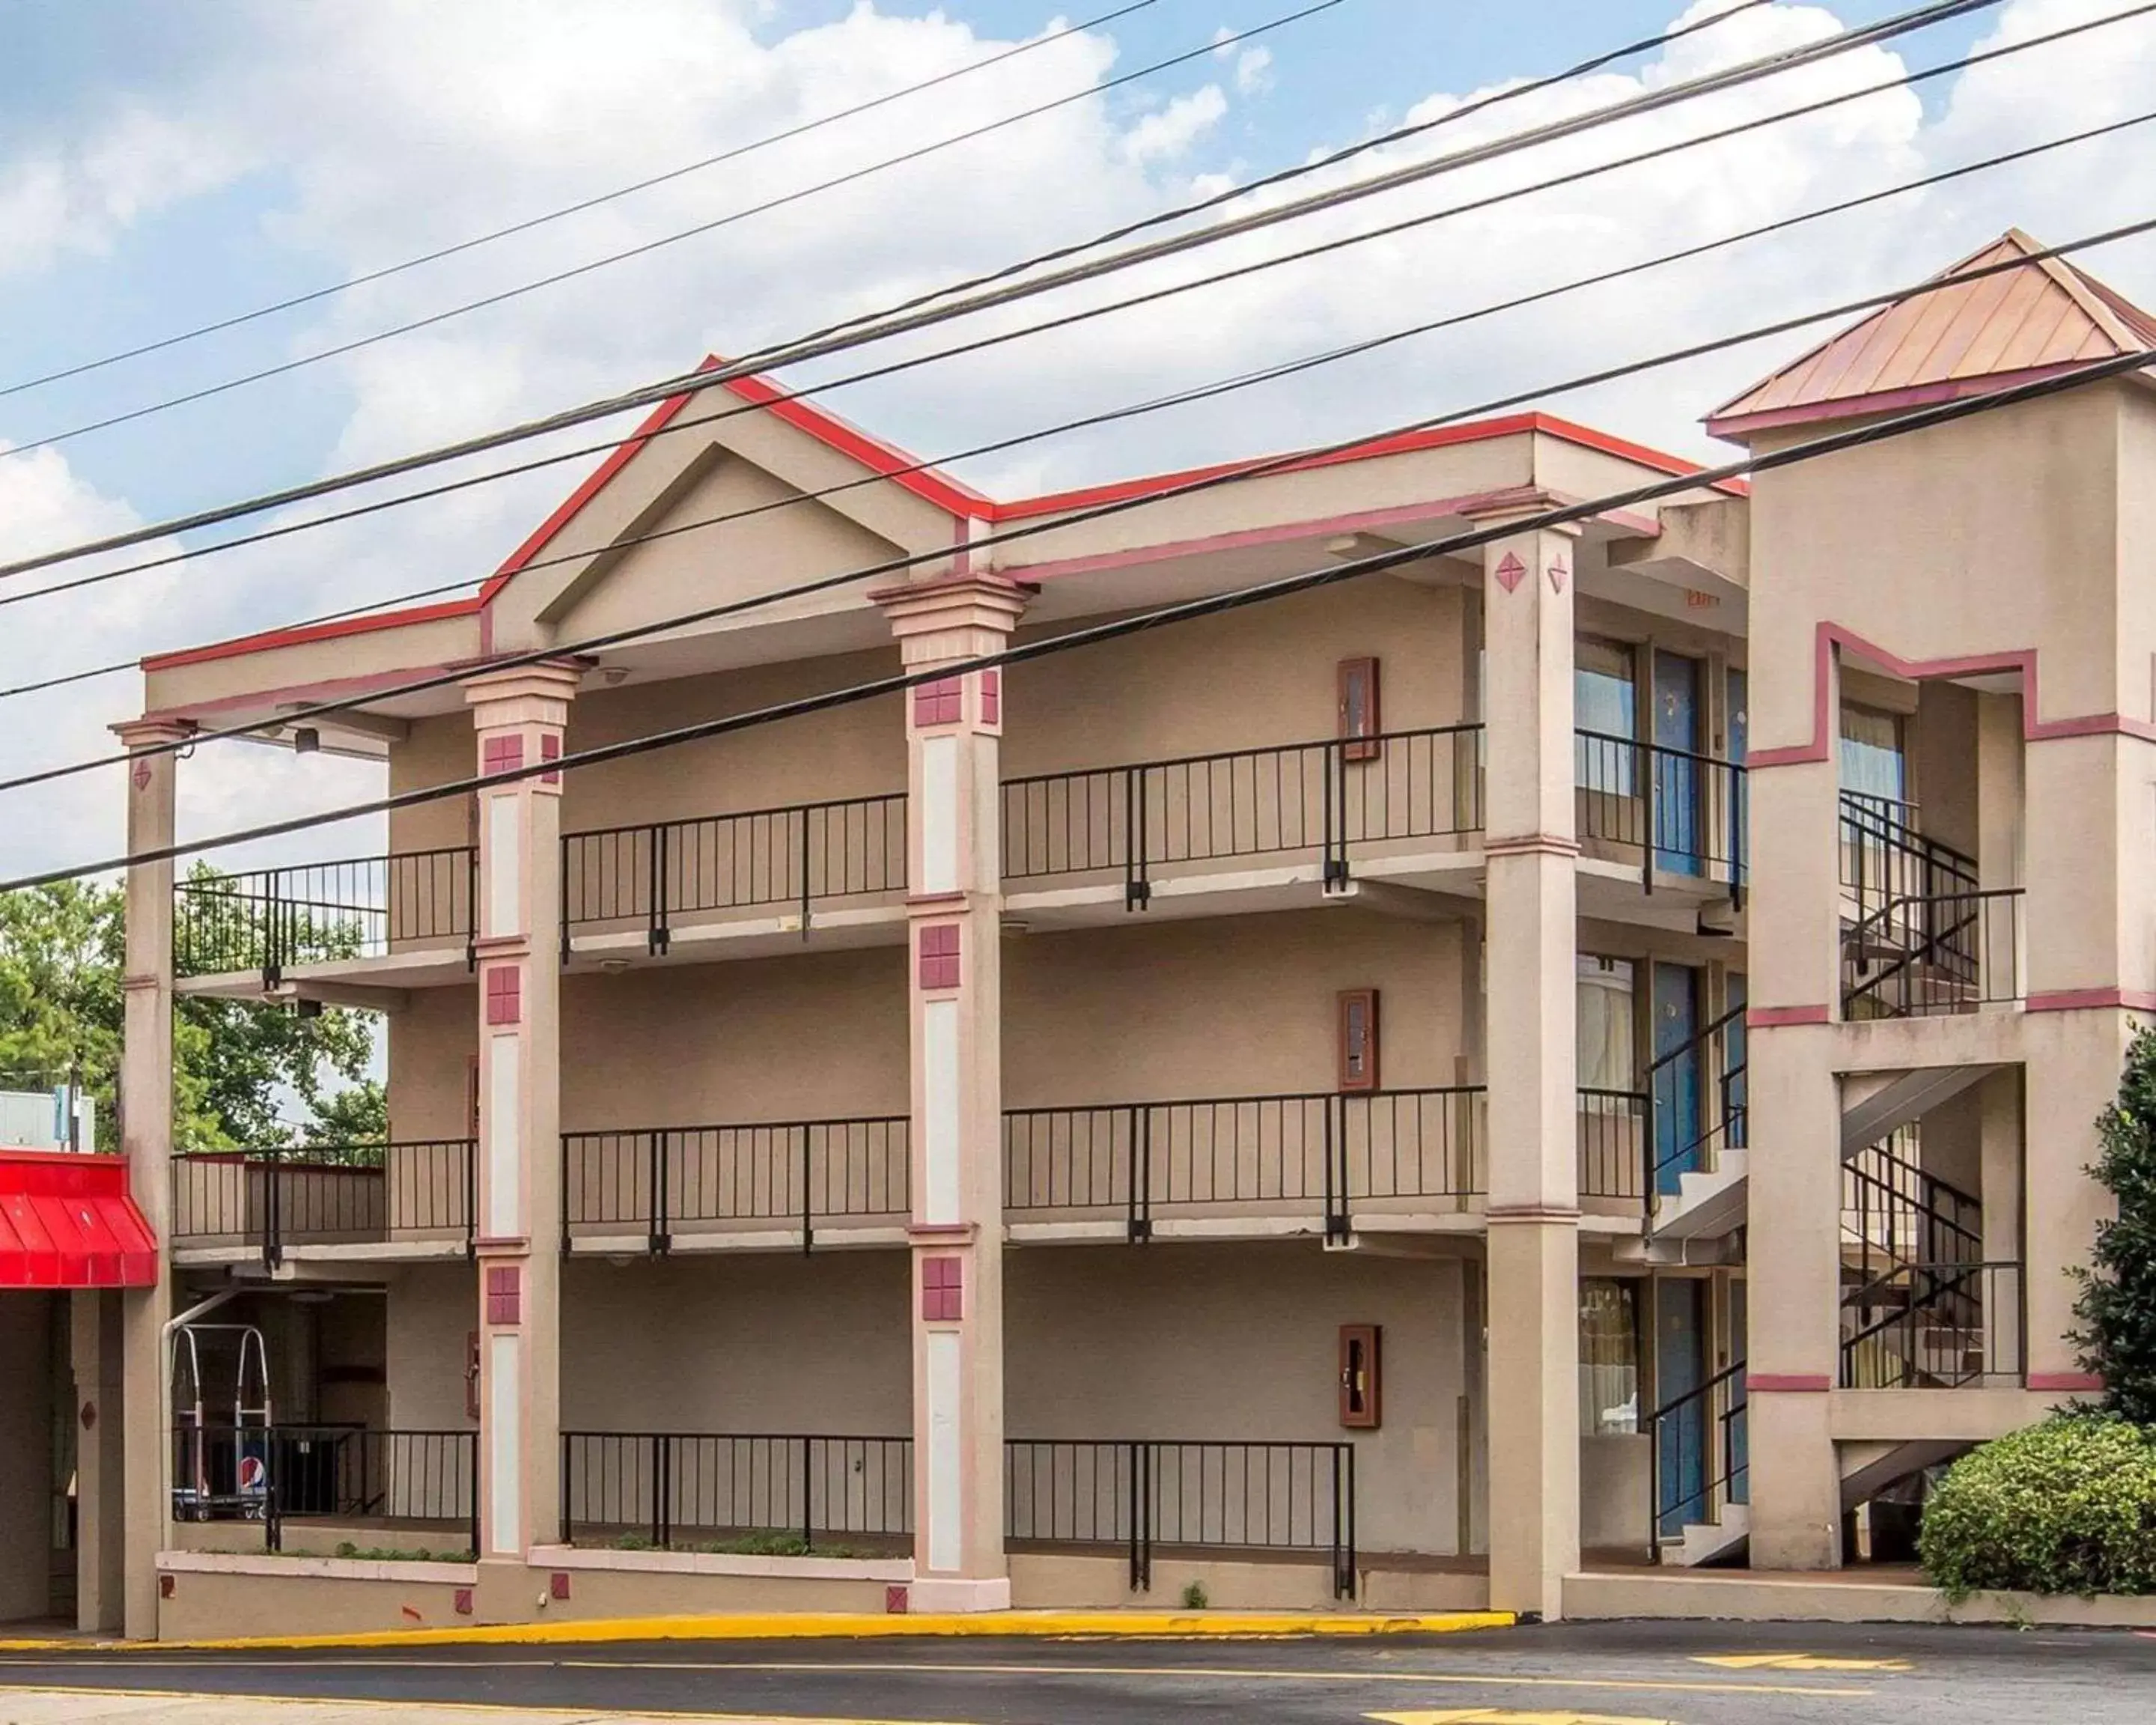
3 1618 2154 1724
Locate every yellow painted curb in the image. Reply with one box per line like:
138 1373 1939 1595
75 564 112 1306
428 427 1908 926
0 1608 1514 1653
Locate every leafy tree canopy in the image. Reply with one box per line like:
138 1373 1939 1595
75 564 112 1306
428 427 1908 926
2074 1025 2156 1426
0 873 384 1152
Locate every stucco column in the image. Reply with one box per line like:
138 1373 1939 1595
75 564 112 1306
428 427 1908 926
464 663 579 1588
1977 1069 2023 1381
112 717 188 1639
1741 639 1844 1570
874 573 1026 1613
2023 1014 2128 1395
1476 514 1581 1619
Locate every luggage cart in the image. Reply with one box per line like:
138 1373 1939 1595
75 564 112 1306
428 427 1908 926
171 1322 272 1521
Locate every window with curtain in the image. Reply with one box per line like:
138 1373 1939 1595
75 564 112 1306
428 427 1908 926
1577 955 1637 1096
1839 702 1907 806
1576 637 1637 791
1579 1278 1642 1435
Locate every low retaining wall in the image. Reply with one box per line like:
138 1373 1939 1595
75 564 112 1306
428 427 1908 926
1009 1551 1487 1611
157 1551 476 1640
1565 1569 2156 1628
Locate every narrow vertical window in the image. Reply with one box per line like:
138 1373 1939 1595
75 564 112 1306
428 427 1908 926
1338 988 1380 1092
1338 657 1381 760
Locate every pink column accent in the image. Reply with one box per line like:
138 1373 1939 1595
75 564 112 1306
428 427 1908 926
874 573 1027 1613
464 663 580 1581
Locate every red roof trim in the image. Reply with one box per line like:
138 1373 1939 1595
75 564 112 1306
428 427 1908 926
144 377 1738 676
144 597 481 675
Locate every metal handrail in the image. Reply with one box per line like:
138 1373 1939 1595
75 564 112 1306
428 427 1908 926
1839 1259 2023 1389
1640 1000 1749 1217
171 1139 478 1268
1646 1359 1747 1560
174 846 477 981
1842 886 2023 1017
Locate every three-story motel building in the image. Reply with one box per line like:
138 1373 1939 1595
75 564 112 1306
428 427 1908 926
6 231 2153 1637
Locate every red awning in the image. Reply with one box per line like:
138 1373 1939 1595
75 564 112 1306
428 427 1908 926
0 1149 157 1289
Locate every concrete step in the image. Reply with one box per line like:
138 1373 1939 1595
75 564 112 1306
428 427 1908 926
1648 1149 1749 1241
1665 1501 1750 1568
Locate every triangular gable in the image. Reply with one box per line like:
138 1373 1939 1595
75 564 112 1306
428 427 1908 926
481 358 990 642
1706 230 2156 440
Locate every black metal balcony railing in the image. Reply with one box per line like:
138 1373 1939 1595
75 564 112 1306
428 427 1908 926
1001 726 1482 909
1843 888 2023 1018
1648 1361 1747 1554
560 1433 913 1553
1575 730 1747 904
561 793 907 954
1007 1438 1357 1597
560 1116 910 1253
1002 1088 1483 1243
174 850 475 981
1842 1138 1983 1297
171 1426 477 1555
1839 1261 2025 1389
171 1140 478 1269
1577 1088 1648 1203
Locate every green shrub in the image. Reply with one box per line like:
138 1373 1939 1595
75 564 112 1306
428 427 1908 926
1918 1414 2156 1599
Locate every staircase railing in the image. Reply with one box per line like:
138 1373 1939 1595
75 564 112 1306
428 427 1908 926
1842 888 2023 1019
1640 1000 1748 1225
1840 791 1976 925
1647 1360 1747 1560
1839 1260 2023 1388
1841 1135 1983 1295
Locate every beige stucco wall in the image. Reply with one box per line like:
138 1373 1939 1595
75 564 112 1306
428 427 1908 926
1005 907 1470 1104
1005 579 1470 776
0 1294 53 1623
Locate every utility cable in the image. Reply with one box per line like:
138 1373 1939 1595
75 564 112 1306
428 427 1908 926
0 0 1998 583
1 0 2095 621
20 213 2153 799
19 88 2148 702
15 339 2149 893
0 2 1342 463
0 1 1163 404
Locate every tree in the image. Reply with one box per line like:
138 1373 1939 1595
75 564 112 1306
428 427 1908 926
2073 1026 2156 1426
0 876 385 1153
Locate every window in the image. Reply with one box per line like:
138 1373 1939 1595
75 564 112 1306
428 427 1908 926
1338 657 1381 760
1576 956 1636 1095
1839 702 1907 806
1579 1279 1642 1435
1576 637 1638 792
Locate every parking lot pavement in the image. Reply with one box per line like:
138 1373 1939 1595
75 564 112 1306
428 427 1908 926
1 1616 2152 1724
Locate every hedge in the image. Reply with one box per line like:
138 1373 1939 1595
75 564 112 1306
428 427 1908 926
1918 1414 2156 1599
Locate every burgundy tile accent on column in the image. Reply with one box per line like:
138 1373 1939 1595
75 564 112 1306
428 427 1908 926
540 734 561 784
920 1256 963 1321
482 734 525 774
917 923 961 991
485 966 523 1026
913 676 963 727
485 1265 521 1327
979 669 1001 725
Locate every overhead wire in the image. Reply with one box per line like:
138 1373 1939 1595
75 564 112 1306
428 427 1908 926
0 0 2098 623
0 0 1163 404
0 0 2002 584
10 95 2153 708
15 339 2150 893
0 1 1344 463
17 213 2155 800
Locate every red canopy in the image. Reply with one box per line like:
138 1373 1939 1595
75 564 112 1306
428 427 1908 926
0 1149 157 1289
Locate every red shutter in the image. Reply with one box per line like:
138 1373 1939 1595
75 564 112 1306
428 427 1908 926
1338 657 1380 761
1337 988 1380 1092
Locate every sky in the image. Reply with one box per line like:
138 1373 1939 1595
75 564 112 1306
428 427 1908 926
1 0 2153 885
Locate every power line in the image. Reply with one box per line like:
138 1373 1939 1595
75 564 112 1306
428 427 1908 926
20 88 2146 705
0 1 1342 463
21 213 2152 800
0 0 1997 585
22 340 2150 894
0 1 1163 405
1 0 2086 622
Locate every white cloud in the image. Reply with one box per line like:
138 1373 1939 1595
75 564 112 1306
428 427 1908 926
1 0 2155 882
1235 47 1275 96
